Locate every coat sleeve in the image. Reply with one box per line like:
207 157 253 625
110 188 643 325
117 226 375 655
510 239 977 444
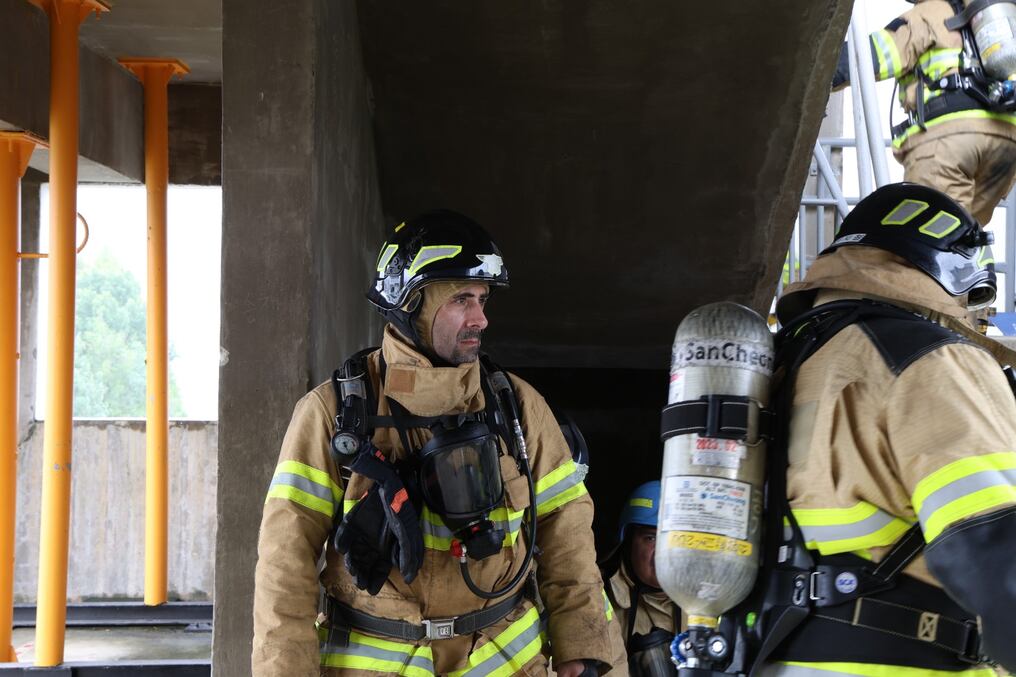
511 376 619 671
886 344 1016 671
868 2 949 81
252 387 343 677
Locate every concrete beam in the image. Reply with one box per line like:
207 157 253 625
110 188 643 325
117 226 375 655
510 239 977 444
357 0 854 368
0 0 144 183
169 84 221 186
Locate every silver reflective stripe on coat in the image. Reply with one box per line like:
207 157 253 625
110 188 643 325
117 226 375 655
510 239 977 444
917 467 1016 527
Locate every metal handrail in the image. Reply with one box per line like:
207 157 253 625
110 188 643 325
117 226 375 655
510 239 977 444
786 141 1016 314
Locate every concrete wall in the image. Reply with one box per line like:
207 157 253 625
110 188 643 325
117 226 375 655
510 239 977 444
215 0 385 672
14 420 218 601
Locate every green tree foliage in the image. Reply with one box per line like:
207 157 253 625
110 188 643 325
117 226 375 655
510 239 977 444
73 251 186 418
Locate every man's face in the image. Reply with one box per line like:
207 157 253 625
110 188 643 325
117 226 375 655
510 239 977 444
630 525 659 588
431 284 490 364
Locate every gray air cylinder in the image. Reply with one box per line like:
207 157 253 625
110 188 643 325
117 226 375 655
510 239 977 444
656 302 773 631
970 1 1016 80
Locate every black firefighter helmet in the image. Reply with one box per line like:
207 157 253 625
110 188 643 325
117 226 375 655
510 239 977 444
822 182 996 310
367 210 510 344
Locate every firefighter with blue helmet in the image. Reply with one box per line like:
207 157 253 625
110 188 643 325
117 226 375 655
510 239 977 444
605 481 682 677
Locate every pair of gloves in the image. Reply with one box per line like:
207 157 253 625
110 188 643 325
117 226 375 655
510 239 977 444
332 446 424 595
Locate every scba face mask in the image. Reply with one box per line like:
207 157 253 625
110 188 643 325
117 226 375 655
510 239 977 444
419 420 506 560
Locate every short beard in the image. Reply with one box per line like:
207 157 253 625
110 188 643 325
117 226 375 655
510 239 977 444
448 329 482 365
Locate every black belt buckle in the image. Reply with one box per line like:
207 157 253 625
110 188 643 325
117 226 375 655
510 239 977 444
704 394 722 438
958 619 984 665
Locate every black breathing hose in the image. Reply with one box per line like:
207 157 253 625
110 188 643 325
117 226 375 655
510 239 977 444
459 373 538 599
460 457 537 599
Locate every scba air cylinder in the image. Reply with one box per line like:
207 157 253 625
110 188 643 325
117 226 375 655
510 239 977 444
970 2 1016 80
656 302 773 631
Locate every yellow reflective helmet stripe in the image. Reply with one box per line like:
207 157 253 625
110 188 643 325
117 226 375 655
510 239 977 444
917 211 961 239
448 606 544 677
630 497 653 509
376 243 399 272
912 452 1016 542
792 502 913 555
892 109 1016 146
977 246 995 268
319 628 435 676
777 660 995 677
406 245 463 277
881 199 929 226
266 460 343 518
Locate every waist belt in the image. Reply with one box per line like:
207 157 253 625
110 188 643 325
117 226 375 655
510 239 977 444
813 596 982 663
892 89 983 139
326 576 532 642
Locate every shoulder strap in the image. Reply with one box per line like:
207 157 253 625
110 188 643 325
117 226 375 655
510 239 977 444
945 0 1016 31
745 301 939 674
857 312 969 375
478 353 523 457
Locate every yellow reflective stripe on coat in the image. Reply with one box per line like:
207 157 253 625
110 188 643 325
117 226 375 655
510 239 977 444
341 500 526 552
892 108 1016 146
448 606 544 677
319 627 435 677
266 460 343 518
602 588 614 621
772 661 995 677
419 505 525 552
792 502 912 555
917 48 961 82
534 459 588 516
870 30 902 80
912 452 1016 542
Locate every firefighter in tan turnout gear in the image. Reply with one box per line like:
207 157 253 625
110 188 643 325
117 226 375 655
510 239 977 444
252 210 621 676
604 482 681 677
833 0 1016 224
753 182 1016 675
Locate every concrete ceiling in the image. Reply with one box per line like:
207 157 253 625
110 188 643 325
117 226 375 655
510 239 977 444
79 0 222 83
356 1 851 368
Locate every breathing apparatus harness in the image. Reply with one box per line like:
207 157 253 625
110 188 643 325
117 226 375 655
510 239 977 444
328 348 537 602
670 300 992 677
891 0 1016 139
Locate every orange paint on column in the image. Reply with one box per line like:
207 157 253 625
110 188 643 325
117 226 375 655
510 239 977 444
119 58 189 607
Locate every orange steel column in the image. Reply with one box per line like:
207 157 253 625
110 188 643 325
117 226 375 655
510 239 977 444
0 132 41 663
28 0 108 667
119 58 189 606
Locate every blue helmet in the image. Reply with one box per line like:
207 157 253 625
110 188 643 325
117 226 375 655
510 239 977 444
618 481 661 543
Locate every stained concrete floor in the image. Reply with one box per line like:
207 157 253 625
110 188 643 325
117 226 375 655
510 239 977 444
10 626 211 662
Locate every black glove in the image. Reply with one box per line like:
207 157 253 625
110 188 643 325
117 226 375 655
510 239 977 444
348 446 424 586
333 485 394 595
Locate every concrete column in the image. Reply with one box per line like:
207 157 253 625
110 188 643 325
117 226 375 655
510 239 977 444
214 0 384 673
